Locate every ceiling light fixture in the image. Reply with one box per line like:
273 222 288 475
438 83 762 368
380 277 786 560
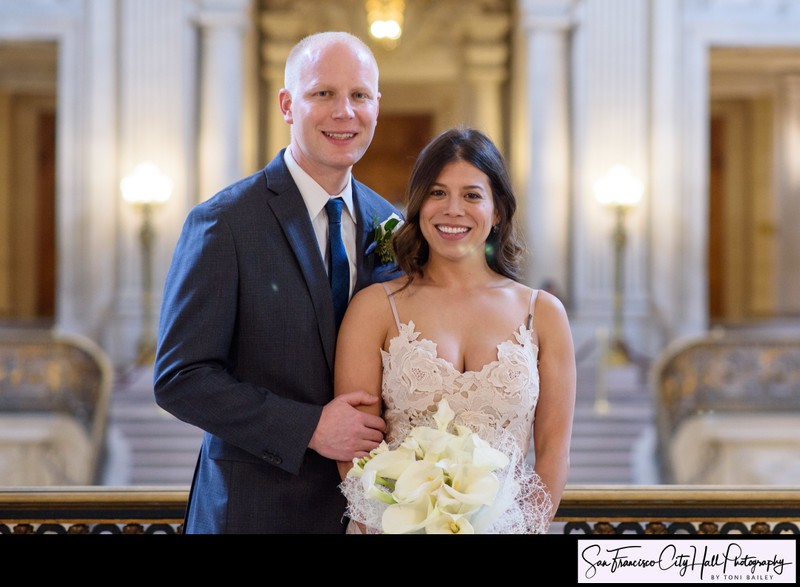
366 0 405 49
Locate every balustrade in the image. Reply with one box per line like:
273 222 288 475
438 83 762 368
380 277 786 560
2 485 798 535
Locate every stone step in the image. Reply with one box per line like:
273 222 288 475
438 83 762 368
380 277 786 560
130 466 194 485
572 407 654 421
569 451 634 467
130 450 199 467
106 361 660 487
568 467 634 484
569 437 641 452
113 421 203 437
124 435 202 452
571 423 650 438
109 402 170 415
125 451 199 468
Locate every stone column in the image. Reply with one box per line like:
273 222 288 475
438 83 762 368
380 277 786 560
777 75 800 314
517 0 574 295
464 13 511 146
194 0 251 201
259 12 307 161
114 0 191 363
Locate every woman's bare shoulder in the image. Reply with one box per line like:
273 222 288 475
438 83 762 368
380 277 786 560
532 287 570 327
501 279 537 306
349 277 407 311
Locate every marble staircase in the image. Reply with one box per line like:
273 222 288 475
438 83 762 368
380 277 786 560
568 360 657 485
104 358 659 486
104 367 202 486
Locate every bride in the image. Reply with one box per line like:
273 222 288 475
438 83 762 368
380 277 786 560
333 128 576 534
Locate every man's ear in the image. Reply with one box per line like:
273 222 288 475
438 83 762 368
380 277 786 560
279 88 293 124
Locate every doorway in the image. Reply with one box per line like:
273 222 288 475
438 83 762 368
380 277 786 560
708 97 774 324
707 46 800 326
0 41 57 325
353 112 433 208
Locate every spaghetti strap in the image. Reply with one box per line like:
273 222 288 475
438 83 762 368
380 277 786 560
526 289 539 331
382 283 402 331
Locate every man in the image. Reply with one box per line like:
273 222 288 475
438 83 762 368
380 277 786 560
154 32 402 533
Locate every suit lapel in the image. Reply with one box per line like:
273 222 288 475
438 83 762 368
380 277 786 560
264 153 337 372
352 184 379 293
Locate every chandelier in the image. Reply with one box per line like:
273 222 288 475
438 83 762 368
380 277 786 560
365 0 405 49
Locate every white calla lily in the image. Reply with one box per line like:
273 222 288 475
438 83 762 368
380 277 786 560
382 495 436 534
406 426 455 460
453 423 474 437
362 444 417 479
425 510 475 534
434 487 483 516
471 443 510 469
440 464 501 506
392 460 444 503
432 398 456 430
342 398 517 534
359 470 397 504
347 440 391 478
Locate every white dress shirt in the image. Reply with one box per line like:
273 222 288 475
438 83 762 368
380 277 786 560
283 149 357 298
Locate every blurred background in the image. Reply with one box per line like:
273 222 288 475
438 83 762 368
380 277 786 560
1 0 799 489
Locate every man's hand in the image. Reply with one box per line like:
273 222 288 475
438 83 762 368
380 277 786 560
309 391 385 462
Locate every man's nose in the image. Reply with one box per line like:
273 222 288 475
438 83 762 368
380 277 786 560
332 95 355 118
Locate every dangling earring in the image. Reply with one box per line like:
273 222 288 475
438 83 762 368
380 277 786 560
492 224 499 234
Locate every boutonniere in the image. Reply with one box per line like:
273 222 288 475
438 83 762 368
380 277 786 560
366 213 403 263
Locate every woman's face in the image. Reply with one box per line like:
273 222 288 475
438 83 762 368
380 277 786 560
419 160 499 262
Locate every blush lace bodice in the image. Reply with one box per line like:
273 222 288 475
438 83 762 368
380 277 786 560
340 286 553 534
380 289 540 459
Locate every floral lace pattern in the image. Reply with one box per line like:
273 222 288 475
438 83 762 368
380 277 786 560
343 291 551 534
380 320 540 457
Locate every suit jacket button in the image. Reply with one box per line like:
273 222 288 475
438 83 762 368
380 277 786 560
263 452 281 465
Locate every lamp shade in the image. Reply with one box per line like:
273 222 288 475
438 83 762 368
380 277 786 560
593 165 644 208
120 162 173 205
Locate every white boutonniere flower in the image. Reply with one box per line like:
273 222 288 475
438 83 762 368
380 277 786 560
366 213 403 263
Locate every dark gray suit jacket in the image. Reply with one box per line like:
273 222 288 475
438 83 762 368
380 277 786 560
154 150 402 533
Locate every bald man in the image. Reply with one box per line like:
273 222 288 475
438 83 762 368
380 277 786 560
155 32 403 534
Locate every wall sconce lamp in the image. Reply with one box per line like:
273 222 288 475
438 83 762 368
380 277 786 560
366 0 405 49
120 162 173 364
593 165 644 365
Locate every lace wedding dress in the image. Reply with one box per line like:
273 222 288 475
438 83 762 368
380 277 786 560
342 285 553 534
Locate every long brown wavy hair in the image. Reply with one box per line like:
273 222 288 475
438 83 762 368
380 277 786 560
391 128 527 285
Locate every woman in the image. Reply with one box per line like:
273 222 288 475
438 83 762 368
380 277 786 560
334 128 576 533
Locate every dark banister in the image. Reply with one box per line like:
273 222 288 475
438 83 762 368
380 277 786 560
2 485 800 534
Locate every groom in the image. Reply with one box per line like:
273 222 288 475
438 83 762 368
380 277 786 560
154 32 402 533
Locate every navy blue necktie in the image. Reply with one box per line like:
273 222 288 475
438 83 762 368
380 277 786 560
325 198 349 329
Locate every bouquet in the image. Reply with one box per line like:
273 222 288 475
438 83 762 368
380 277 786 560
340 399 552 534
